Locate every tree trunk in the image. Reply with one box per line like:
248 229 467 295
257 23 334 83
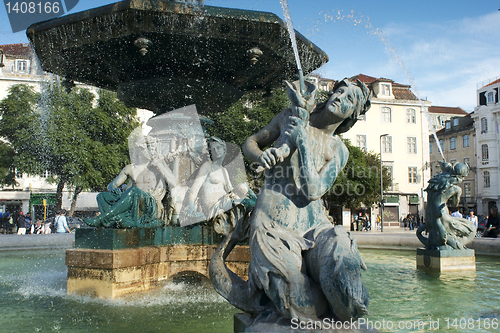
55 180 65 212
68 187 82 217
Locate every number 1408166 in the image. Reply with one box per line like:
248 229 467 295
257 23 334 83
5 2 60 14
445 318 498 330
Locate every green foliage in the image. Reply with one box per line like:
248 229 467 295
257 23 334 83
0 81 139 210
325 139 392 210
209 88 290 147
0 141 16 187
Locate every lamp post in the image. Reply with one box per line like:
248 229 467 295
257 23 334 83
380 134 389 232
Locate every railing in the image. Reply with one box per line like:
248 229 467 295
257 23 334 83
477 75 500 90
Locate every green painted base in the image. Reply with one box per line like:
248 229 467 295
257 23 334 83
75 225 222 250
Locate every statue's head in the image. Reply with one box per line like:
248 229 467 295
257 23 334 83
208 137 227 161
323 78 371 135
453 162 469 178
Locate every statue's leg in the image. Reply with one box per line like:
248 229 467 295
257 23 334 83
305 226 369 321
89 188 141 227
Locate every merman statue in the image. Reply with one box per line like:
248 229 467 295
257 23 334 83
417 161 475 249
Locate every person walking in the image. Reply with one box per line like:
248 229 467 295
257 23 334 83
2 211 10 234
55 210 71 233
466 210 478 230
484 206 499 238
16 212 27 235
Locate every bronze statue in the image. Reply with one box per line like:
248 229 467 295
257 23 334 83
210 78 372 323
417 161 475 249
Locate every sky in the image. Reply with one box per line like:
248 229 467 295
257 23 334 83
1 0 499 112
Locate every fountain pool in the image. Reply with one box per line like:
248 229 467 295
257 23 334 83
1 248 498 332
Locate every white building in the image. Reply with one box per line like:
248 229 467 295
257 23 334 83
471 76 500 216
0 43 151 221
341 74 432 228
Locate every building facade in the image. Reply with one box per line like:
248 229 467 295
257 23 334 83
427 106 468 131
429 114 476 214
471 76 500 216
342 74 431 227
0 43 151 222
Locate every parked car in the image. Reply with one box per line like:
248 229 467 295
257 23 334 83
476 215 487 238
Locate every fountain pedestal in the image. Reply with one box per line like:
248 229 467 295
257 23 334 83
416 248 476 272
67 227 250 298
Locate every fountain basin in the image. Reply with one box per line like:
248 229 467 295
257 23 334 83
1 248 499 332
27 0 328 114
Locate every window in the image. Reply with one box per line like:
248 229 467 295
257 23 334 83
450 137 456 150
484 171 490 188
464 182 472 199
463 135 470 148
15 169 22 178
463 157 471 166
429 142 433 154
41 170 52 178
356 134 367 150
445 121 451 130
439 140 444 151
453 118 459 126
16 60 28 72
408 167 418 184
488 92 495 103
482 144 489 161
450 159 457 165
382 84 390 96
481 117 488 133
381 107 392 123
407 137 417 154
382 135 392 153
406 108 416 124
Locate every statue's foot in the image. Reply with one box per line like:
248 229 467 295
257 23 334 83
84 217 101 227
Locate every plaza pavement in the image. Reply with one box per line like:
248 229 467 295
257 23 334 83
0 228 499 256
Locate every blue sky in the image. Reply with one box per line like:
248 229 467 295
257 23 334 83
1 0 499 111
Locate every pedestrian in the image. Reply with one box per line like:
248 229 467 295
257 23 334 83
451 208 462 218
54 210 71 233
2 211 10 234
33 220 44 234
466 210 478 230
16 212 27 235
24 212 32 234
484 206 499 238
376 214 381 230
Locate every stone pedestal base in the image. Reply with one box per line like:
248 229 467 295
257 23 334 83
234 314 379 332
416 248 476 272
66 243 250 298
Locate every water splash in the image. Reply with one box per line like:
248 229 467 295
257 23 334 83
312 9 446 161
279 0 305 93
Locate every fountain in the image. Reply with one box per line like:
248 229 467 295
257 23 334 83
26 0 331 301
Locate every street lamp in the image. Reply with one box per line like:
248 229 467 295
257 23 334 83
380 134 389 232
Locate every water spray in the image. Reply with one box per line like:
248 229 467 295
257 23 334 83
280 0 305 94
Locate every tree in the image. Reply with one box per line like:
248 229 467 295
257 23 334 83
0 141 16 187
323 139 392 211
0 82 139 215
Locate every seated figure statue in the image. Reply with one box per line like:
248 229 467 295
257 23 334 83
85 136 175 228
179 137 256 235
417 161 475 249
210 78 372 323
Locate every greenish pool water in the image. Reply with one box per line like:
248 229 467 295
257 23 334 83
0 249 498 332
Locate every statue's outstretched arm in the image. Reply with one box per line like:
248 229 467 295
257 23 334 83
242 110 284 163
107 164 133 191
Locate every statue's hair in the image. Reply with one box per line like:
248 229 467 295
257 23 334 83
333 78 372 135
